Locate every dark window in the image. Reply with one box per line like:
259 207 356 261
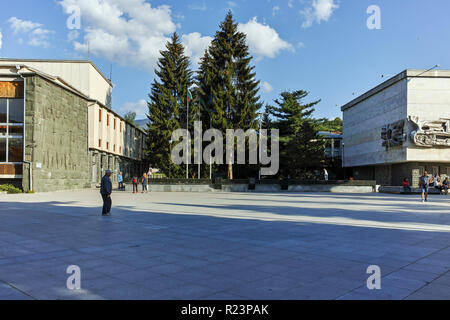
0 125 6 136
99 110 102 122
9 126 23 136
0 139 6 162
8 99 24 124
8 139 23 162
0 99 6 123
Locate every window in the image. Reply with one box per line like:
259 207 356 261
107 115 110 126
120 122 123 132
99 109 102 122
114 119 116 129
106 142 109 150
8 139 23 162
0 100 6 123
0 98 24 163
113 144 116 152
0 139 6 162
119 146 122 154
98 139 102 148
8 100 24 124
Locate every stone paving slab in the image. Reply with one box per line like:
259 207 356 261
0 191 449 299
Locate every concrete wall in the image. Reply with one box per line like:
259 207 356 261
407 71 450 162
0 60 112 107
23 76 91 192
342 78 407 167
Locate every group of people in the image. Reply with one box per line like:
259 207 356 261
402 171 450 202
116 169 153 193
100 168 153 216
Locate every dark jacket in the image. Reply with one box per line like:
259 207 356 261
100 174 112 195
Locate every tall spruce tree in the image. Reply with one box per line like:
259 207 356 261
267 90 322 178
147 33 195 178
198 11 261 179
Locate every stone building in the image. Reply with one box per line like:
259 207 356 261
341 69 450 186
0 59 147 192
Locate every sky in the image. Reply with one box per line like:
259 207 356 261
0 0 449 121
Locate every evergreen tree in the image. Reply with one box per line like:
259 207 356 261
123 111 136 126
199 11 261 179
146 33 195 178
267 90 322 178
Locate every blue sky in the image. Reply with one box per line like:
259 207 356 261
0 0 449 121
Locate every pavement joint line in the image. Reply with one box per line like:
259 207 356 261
334 242 450 300
0 278 37 300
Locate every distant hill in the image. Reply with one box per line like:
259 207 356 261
135 118 149 129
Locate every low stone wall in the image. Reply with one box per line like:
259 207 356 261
289 185 374 193
378 186 442 194
142 179 376 193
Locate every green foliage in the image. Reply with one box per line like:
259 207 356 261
123 111 136 126
0 184 22 194
198 11 261 179
267 90 324 178
147 33 195 178
314 117 343 133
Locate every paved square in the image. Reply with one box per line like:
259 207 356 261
0 190 449 300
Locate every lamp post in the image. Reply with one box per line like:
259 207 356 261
169 139 173 179
205 107 217 180
186 93 189 180
257 111 266 181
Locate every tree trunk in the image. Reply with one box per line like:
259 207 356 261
228 162 233 180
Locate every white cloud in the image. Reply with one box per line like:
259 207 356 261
261 81 273 94
67 30 80 42
8 17 53 47
0 32 2 51
181 32 213 65
117 99 148 119
8 17 41 34
188 1 207 11
288 0 294 8
238 17 293 59
301 0 339 28
272 5 280 16
227 1 237 8
60 0 211 73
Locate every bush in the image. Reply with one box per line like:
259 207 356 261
0 184 23 194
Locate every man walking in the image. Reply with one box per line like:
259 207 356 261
419 170 432 203
101 169 113 216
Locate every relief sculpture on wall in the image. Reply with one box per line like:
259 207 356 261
381 120 406 149
408 116 450 147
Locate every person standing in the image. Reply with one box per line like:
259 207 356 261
323 168 329 181
100 169 113 216
132 176 138 194
419 170 432 203
141 173 148 193
117 171 123 191
443 177 450 195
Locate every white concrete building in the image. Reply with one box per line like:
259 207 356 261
341 69 450 186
